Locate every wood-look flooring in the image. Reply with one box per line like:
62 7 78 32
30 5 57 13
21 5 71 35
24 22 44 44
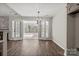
7 40 64 56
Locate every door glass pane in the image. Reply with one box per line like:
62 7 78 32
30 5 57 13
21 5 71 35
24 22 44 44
41 20 45 38
12 20 21 38
40 20 49 38
46 21 49 38
16 21 20 37
12 21 14 38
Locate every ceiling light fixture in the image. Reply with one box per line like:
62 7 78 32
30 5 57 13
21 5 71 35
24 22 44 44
36 10 41 24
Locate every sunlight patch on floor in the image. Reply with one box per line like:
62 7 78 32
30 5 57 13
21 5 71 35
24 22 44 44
23 33 38 39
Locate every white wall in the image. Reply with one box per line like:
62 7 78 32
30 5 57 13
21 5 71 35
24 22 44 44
52 5 67 50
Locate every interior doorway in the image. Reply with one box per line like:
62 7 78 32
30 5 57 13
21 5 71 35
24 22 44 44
23 20 49 40
23 20 38 39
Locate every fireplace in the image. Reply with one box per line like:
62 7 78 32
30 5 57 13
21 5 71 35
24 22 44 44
0 31 3 56
0 43 3 56
0 32 3 40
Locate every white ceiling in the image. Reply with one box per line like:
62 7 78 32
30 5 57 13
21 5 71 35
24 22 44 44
6 3 66 17
0 3 19 16
0 3 66 16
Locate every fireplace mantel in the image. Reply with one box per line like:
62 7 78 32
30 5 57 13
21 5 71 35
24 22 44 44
0 29 9 32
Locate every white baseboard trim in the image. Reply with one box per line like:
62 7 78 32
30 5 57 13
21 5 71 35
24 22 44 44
52 40 66 56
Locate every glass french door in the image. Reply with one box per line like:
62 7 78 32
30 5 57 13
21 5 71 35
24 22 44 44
38 20 49 39
12 20 21 40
